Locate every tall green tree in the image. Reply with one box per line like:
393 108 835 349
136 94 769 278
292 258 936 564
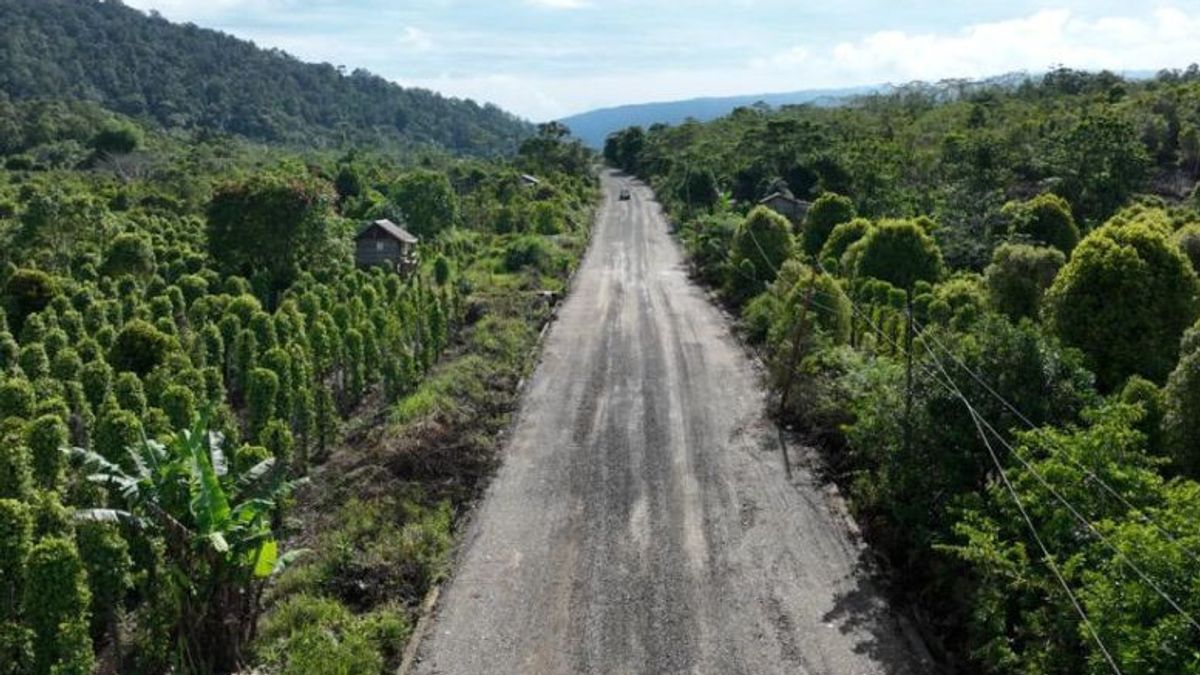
390 170 458 239
1045 214 1200 389
207 168 341 302
726 206 795 304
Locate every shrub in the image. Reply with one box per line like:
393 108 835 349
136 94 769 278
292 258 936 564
741 292 780 345
260 419 294 466
433 255 452 286
79 360 112 410
161 384 197 429
0 441 33 502
1121 375 1165 458
0 499 32 621
247 368 279 439
726 206 795 305
75 520 132 638
0 332 17 374
1045 215 1200 389
4 269 57 335
851 218 943 292
502 235 553 273
0 378 35 419
1172 223 1200 273
17 343 48 380
102 233 156 278
23 537 93 675
803 192 856 256
109 319 173 376
25 414 67 491
984 243 1065 321
819 217 872 272
1003 192 1080 253
94 407 142 465
50 347 82 381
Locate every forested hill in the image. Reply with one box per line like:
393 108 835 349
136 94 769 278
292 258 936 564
0 0 533 155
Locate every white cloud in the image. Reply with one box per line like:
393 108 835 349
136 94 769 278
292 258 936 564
398 27 434 52
479 5 1200 119
115 2 1200 121
524 0 591 9
756 6 1200 86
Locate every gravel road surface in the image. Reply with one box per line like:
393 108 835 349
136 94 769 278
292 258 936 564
415 172 928 674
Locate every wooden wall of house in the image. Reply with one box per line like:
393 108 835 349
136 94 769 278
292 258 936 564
355 236 403 268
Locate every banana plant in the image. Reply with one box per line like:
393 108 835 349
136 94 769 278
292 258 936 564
67 412 306 673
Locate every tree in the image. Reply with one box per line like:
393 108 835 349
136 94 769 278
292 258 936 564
819 218 871 272
1002 193 1080 254
247 368 279 440
726 206 795 305
803 193 856 257
23 537 93 675
207 169 340 301
604 126 645 173
984 243 1065 321
71 415 301 673
1045 216 1200 389
26 414 67 491
1171 223 1200 274
88 121 142 156
1057 110 1151 225
161 384 197 429
4 269 57 336
852 219 944 291
390 170 457 239
433 255 451 286
109 319 173 376
0 378 35 420
101 233 155 278
675 167 719 211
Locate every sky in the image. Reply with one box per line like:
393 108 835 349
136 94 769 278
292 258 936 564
120 1 1200 121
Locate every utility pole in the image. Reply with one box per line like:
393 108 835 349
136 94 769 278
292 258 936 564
903 290 914 461
776 269 817 480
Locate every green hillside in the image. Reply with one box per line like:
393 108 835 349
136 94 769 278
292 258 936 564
0 0 532 154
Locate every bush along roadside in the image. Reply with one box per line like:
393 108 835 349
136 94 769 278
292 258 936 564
610 85 1200 671
252 158 598 672
0 108 596 674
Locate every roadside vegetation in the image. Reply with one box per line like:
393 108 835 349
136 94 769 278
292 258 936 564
608 66 1200 673
0 92 596 674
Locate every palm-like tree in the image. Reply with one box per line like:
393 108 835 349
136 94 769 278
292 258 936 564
69 413 304 673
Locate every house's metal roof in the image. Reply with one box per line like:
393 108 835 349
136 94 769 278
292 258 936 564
520 173 541 185
358 219 418 244
759 192 802 205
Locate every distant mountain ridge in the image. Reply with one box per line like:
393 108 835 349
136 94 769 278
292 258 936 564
558 69 1162 148
558 86 880 148
0 0 533 155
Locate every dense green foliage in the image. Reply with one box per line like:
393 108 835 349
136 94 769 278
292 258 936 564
612 67 1200 674
0 0 531 155
0 78 596 673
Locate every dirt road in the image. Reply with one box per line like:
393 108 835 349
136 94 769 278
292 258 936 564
415 173 928 674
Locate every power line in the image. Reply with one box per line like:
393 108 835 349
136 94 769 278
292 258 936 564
910 313 1200 568
800 280 1195 662
798 286 1124 670
708 231 1196 630
963 404 1124 675
916 321 1200 637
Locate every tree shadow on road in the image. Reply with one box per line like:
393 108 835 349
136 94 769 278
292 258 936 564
821 554 939 674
